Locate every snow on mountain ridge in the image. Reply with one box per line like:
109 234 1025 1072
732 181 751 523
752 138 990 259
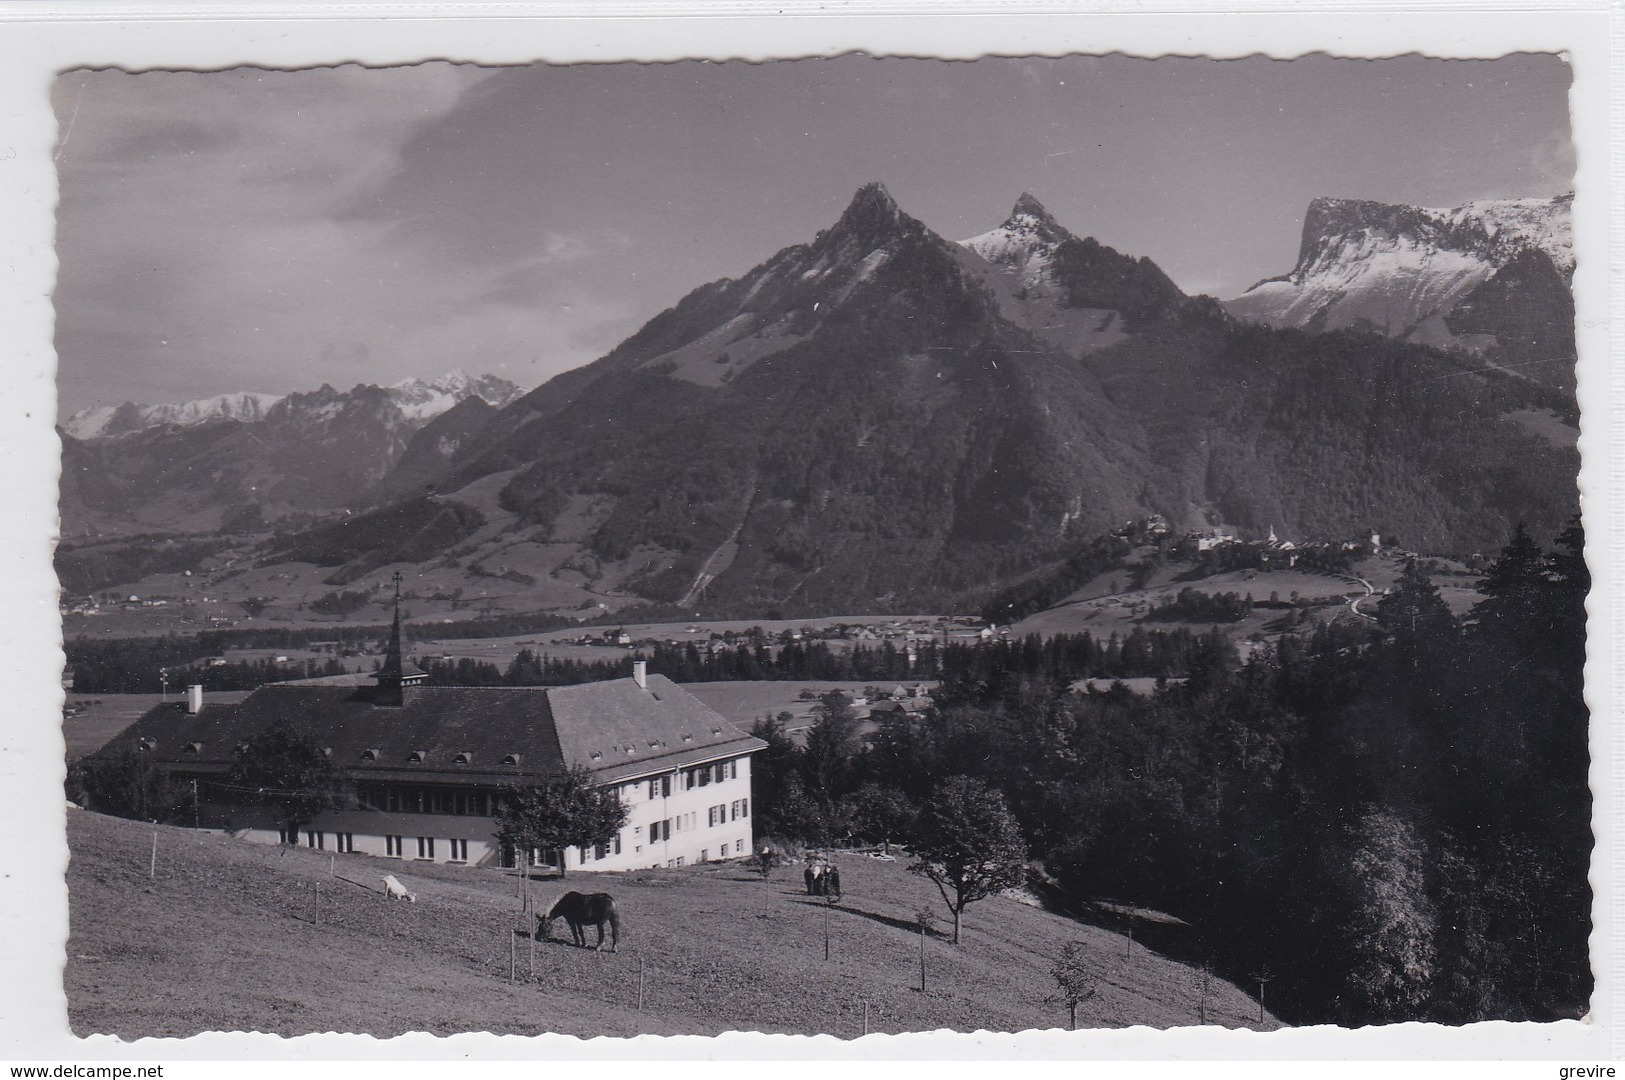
1225 193 1572 352
65 371 525 440
959 192 1072 295
63 391 283 441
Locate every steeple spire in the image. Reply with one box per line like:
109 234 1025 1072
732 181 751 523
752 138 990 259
375 571 405 706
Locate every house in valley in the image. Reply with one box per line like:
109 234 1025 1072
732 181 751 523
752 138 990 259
87 614 765 872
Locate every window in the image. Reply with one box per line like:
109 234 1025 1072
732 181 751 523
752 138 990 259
449 838 468 862
386 835 403 858
740 798 749 819
385 787 403 813
736 839 745 854
700 849 709 863
727 760 739 780
650 819 670 843
595 842 607 860
713 763 725 784
335 833 354 854
613 834 622 856
416 836 434 860
649 776 671 800
305 830 325 850
698 767 710 787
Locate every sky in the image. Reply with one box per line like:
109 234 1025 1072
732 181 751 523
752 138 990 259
52 52 1574 419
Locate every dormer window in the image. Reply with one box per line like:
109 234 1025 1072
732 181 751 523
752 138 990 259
710 726 723 736
589 751 603 761
681 733 694 742
501 753 522 767
234 742 250 756
182 742 203 755
321 747 333 758
361 748 380 763
137 738 157 753
453 752 471 766
407 750 426 765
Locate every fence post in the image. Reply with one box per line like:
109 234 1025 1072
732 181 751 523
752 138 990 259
638 957 646 1012
824 902 831 961
918 920 926 993
862 1000 869 1037
149 832 157 880
510 930 517 983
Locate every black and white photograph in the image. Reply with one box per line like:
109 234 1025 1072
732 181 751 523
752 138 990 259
0 3 1616 1063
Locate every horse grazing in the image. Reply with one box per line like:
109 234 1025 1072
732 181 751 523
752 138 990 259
540 891 620 952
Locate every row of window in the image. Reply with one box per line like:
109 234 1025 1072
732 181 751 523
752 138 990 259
662 839 748 868
706 799 750 826
645 760 740 801
356 764 742 818
579 834 625 863
293 828 470 862
358 785 494 817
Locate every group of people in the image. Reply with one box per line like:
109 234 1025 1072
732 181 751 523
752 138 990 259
753 845 844 899
803 857 842 899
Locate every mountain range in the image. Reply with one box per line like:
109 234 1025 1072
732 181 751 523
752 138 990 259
59 186 1580 616
59 371 524 535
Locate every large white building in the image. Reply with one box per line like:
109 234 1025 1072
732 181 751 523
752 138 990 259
92 657 764 873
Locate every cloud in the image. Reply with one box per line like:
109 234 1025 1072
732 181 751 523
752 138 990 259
1528 133 1577 195
52 64 542 413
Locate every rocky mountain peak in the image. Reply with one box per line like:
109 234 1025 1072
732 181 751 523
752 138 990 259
1005 192 1065 234
831 181 912 240
1226 192 1574 381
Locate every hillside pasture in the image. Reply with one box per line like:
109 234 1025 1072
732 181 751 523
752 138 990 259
66 810 1278 1039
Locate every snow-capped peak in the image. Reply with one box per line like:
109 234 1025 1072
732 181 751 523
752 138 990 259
1225 192 1573 354
63 391 283 440
960 193 1075 293
65 371 525 440
386 370 524 421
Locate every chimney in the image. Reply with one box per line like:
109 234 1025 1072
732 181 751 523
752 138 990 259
633 660 648 690
186 684 204 715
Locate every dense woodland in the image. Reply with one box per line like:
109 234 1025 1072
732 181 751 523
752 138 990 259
744 523 1590 1026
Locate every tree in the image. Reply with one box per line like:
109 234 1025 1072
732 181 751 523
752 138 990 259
494 764 629 879
802 691 861 810
746 712 802 837
225 717 350 841
1471 523 1546 633
69 748 197 824
843 782 918 847
1375 559 1457 674
1050 941 1102 1029
908 775 1028 944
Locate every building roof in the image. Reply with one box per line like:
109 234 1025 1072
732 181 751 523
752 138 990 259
92 675 763 788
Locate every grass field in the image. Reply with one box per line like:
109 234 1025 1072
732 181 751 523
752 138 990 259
66 810 1278 1039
